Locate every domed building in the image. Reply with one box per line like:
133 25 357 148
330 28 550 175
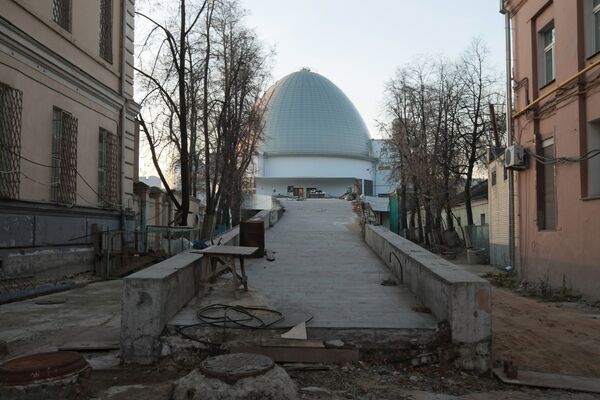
255 68 394 198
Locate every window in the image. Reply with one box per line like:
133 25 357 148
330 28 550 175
539 138 557 230
51 107 78 206
98 128 119 208
588 120 600 197
99 0 113 63
0 83 23 200
539 23 555 86
52 0 72 32
364 180 374 196
480 214 486 225
594 0 600 54
491 169 497 186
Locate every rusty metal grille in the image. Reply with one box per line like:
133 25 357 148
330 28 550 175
52 0 71 32
0 83 22 200
51 108 78 206
98 128 119 208
99 0 113 63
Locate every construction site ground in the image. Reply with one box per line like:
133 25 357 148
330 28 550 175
1 200 600 397
452 256 600 378
85 359 599 399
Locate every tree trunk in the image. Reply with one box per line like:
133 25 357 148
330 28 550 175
230 190 242 227
424 197 432 246
446 201 454 231
415 195 424 244
399 184 407 234
178 0 190 226
465 174 474 226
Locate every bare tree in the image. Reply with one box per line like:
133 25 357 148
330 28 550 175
199 0 272 236
455 40 501 225
136 0 210 226
384 59 463 244
136 0 272 237
383 40 503 243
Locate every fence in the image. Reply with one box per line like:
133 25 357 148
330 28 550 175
144 225 200 257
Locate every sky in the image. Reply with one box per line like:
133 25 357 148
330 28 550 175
239 0 507 138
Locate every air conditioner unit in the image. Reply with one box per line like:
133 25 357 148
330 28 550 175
504 145 527 169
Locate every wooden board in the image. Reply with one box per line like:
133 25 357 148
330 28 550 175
259 339 325 348
230 345 359 364
493 368 600 394
191 245 259 257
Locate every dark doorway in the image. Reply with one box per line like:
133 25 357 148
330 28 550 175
293 187 304 198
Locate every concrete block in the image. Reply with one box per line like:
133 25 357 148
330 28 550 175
120 226 243 364
121 206 282 364
364 225 492 373
121 251 205 364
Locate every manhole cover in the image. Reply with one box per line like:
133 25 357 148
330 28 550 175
199 353 274 384
0 351 90 385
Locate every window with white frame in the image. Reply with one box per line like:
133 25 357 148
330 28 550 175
539 23 555 87
539 138 557 230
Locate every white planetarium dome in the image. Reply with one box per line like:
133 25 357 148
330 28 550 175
260 68 371 159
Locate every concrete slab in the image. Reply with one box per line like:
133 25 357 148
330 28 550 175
0 280 122 360
243 199 436 332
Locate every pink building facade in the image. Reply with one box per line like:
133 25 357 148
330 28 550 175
506 0 600 299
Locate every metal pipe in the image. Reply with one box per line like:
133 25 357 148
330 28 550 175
501 0 516 271
119 0 128 248
513 58 600 118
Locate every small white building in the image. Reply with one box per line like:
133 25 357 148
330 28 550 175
255 68 394 198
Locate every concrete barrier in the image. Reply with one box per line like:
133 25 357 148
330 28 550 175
121 228 239 364
121 207 284 365
365 225 491 372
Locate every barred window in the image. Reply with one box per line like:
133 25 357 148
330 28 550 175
51 107 78 206
52 0 72 32
98 128 119 208
99 0 113 63
0 83 23 200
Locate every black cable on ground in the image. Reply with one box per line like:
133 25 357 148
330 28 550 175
174 304 287 347
195 304 285 329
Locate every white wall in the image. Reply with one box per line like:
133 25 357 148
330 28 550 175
255 177 356 197
263 156 373 181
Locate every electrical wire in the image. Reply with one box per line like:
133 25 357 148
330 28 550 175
174 304 312 348
195 304 285 329
0 143 122 208
527 148 600 165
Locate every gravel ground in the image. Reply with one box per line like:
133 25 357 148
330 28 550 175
87 360 600 400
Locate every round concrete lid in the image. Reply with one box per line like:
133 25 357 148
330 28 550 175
199 353 274 384
0 351 90 385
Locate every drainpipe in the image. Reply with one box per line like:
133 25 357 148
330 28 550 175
500 0 516 271
119 0 128 249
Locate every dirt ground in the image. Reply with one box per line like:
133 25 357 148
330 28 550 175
86 361 600 400
492 287 600 377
